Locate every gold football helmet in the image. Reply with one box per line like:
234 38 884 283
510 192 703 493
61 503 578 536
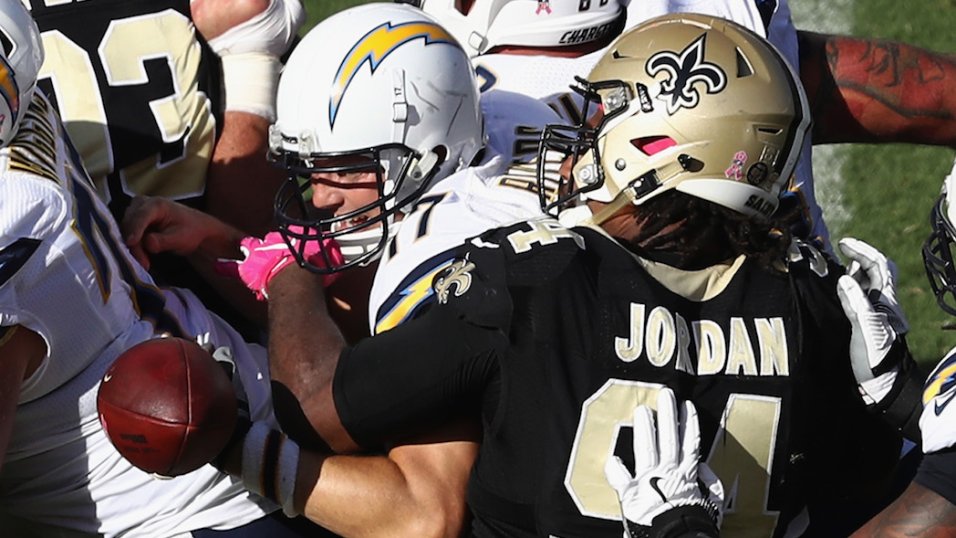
538 13 811 224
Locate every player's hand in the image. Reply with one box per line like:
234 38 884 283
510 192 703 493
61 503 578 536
122 196 244 270
837 237 910 406
604 388 723 538
213 228 343 300
194 333 251 420
840 237 909 334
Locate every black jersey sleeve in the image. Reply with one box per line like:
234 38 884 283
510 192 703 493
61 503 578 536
333 233 516 448
333 303 506 448
789 241 904 517
914 446 956 505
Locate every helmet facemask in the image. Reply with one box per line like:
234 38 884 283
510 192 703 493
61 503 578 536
538 76 683 221
272 136 442 274
924 175 956 317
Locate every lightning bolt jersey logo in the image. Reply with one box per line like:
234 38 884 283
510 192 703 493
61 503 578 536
330 20 455 128
924 351 956 416
374 249 457 334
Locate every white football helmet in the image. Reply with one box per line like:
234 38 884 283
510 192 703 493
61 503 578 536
270 3 484 273
406 0 626 57
538 13 810 225
0 1 43 147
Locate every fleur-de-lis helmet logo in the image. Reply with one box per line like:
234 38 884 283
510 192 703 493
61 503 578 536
646 34 727 115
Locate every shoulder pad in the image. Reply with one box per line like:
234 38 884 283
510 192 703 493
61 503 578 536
468 217 585 286
431 217 585 328
432 248 511 330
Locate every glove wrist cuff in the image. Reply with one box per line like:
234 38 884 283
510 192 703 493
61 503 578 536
870 341 923 441
625 503 720 538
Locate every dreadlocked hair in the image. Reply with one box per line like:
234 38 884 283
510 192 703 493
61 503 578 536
627 190 793 272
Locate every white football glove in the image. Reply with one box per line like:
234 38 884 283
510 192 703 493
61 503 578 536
605 388 724 538
837 237 909 406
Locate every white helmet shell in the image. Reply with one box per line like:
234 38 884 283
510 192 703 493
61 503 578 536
0 1 43 147
272 2 483 188
414 0 626 57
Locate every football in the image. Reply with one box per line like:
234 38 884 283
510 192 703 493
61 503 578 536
97 336 238 477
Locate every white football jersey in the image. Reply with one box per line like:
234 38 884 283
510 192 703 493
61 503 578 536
920 346 956 454
473 0 829 250
0 92 276 536
368 90 565 334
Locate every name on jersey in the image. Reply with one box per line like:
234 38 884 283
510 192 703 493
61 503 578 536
558 21 617 45
614 302 789 376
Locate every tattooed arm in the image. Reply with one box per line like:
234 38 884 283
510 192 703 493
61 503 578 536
851 482 956 537
798 31 956 148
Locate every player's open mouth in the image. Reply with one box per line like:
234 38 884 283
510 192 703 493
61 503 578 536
332 214 373 232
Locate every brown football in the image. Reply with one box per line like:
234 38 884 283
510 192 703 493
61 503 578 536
97 337 237 476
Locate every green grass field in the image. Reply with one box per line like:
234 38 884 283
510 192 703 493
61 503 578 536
302 0 956 368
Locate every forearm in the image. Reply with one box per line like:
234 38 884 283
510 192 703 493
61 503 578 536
299 435 477 538
799 30 956 147
267 264 356 451
205 111 284 236
219 419 478 538
192 0 302 236
852 482 956 537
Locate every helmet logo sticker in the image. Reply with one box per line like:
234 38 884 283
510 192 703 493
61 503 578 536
0 55 19 126
645 34 727 115
536 0 552 15
725 151 748 180
330 21 455 129
747 162 769 185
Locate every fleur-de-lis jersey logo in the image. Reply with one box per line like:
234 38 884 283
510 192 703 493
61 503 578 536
434 257 476 304
646 34 726 115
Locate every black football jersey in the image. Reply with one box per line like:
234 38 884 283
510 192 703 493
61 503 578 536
335 218 901 538
28 0 222 221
